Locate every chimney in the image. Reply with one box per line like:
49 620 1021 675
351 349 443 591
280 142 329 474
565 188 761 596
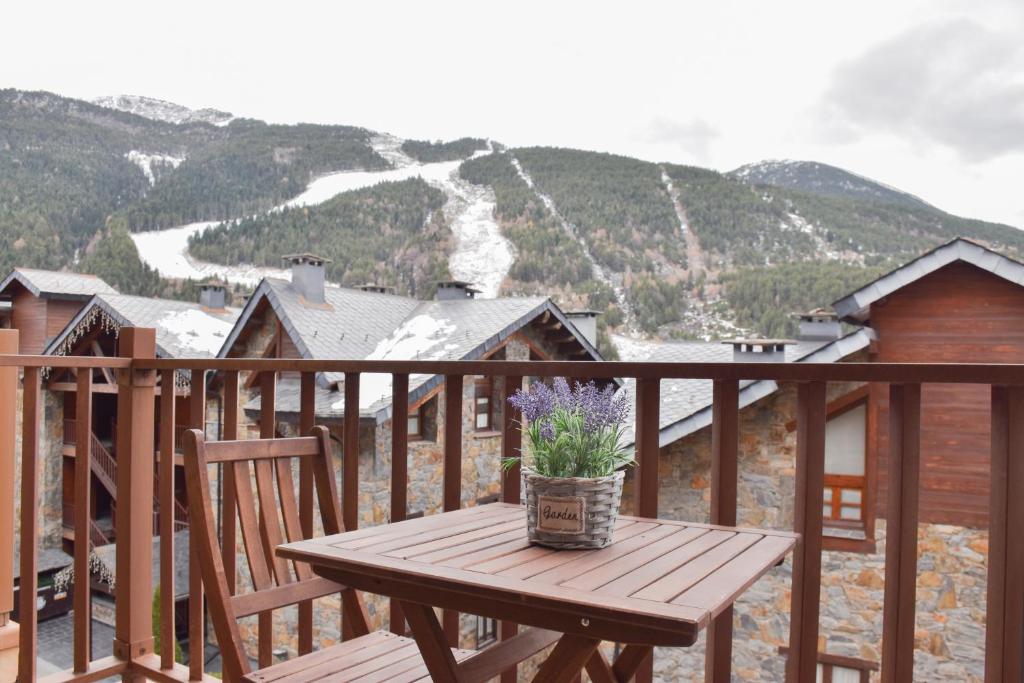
794 308 843 342
356 283 394 295
199 282 227 310
724 338 795 363
565 310 599 348
283 253 330 305
435 280 480 301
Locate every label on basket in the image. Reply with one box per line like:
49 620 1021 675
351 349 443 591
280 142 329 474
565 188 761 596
537 495 586 534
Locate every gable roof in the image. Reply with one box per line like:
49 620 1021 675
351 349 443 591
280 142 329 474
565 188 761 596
0 268 117 300
620 330 874 448
44 293 240 359
833 237 1024 323
226 278 605 422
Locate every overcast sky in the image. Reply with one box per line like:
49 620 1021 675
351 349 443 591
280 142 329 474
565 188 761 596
4 0 1023 227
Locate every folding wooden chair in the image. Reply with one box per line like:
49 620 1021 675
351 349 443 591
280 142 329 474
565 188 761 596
183 426 473 682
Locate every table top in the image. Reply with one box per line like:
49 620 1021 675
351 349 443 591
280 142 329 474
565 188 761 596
277 503 797 647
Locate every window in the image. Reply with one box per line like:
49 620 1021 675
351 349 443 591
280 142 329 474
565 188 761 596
474 379 493 431
408 408 422 440
475 615 498 649
823 403 867 525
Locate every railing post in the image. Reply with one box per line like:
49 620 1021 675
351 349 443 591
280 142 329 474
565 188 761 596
74 368 93 672
706 379 739 683
786 381 826 683
443 374 464 647
500 374 522 683
390 373 409 636
880 383 921 683
985 385 1024 682
633 376 660 683
18 366 41 681
297 371 314 652
0 329 17 655
188 368 207 680
113 327 157 665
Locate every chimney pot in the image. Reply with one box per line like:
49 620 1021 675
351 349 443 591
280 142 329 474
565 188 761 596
793 308 842 341
435 280 480 301
283 253 331 305
724 338 795 363
199 282 227 310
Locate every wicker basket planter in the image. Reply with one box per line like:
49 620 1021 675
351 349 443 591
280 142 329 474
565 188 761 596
523 468 625 549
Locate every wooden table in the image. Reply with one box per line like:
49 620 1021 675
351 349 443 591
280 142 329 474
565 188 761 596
278 503 797 682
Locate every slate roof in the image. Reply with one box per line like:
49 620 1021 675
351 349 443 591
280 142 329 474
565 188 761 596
44 294 241 360
13 546 72 580
833 237 1024 323
0 268 117 300
228 278 603 422
621 331 874 448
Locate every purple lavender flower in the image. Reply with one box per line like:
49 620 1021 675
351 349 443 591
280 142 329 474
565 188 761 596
508 381 555 422
539 421 556 441
553 377 573 410
574 381 629 433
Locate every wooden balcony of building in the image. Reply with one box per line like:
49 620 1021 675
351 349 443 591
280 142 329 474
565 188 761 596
0 325 1022 682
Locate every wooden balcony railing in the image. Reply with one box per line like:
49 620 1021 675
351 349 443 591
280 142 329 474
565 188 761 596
1 326 1023 681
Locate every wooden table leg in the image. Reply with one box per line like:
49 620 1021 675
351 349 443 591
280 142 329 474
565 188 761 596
399 600 465 682
531 634 601 683
585 649 617 683
614 644 654 681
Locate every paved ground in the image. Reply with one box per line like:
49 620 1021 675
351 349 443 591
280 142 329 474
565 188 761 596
35 610 225 678
36 612 116 674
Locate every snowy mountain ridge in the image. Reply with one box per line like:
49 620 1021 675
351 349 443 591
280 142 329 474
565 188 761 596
92 94 234 126
730 159 936 212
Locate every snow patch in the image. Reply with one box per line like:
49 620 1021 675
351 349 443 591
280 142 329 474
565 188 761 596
131 221 292 287
611 334 660 361
93 94 233 126
156 308 235 356
126 150 184 186
511 154 635 331
336 314 458 411
132 134 515 298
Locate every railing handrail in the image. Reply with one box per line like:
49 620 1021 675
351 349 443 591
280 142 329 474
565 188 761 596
6 353 1024 384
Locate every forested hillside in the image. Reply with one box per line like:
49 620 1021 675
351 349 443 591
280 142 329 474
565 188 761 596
3 88 1022 344
120 121 386 230
188 178 452 297
400 137 487 163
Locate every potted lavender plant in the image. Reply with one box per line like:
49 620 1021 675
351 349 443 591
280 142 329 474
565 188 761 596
506 378 633 549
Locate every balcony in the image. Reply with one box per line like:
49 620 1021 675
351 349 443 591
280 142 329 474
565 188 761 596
0 325 1022 681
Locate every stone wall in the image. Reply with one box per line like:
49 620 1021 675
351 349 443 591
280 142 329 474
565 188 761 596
12 383 65 568
639 380 989 682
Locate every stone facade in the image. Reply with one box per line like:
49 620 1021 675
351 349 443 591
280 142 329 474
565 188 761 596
632 379 989 682
11 383 64 568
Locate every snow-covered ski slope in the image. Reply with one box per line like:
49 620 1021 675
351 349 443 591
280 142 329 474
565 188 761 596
131 135 515 297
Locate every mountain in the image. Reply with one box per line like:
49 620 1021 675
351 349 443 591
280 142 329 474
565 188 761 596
729 159 935 212
92 94 234 126
2 88 1022 349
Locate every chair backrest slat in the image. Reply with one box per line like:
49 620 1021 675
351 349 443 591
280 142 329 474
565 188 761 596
232 459 274 592
275 459 313 581
253 458 293 585
183 426 366 681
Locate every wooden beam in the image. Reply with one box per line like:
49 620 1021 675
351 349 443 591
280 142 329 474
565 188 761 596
18 367 41 681
880 383 921 683
158 369 175 671
786 381 826 683
112 327 157 662
73 369 93 672
0 329 17 622
985 385 1024 682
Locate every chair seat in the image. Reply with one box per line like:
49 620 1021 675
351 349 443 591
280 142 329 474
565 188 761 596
243 630 477 683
